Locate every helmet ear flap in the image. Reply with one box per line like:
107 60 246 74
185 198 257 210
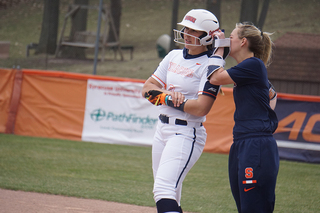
180 27 185 39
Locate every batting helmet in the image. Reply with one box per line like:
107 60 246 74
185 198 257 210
174 9 220 46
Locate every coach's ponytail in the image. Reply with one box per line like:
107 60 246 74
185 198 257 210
236 23 273 67
260 31 273 67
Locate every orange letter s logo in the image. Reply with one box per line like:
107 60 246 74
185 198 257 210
245 167 253 179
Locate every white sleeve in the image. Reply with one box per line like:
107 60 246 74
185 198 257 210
151 52 172 89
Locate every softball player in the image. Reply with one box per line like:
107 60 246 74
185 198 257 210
142 9 226 213
208 23 279 213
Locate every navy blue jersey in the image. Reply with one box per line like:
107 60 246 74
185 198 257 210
227 57 278 140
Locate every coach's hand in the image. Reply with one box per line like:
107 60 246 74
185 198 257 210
212 30 230 59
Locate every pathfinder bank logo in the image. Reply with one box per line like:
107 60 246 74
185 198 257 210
90 108 106 121
90 108 157 126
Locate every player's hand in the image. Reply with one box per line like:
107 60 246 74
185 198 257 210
144 90 185 108
169 92 185 108
144 90 168 106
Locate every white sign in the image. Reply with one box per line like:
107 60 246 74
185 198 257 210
82 79 159 146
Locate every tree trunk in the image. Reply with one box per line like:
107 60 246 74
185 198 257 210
36 0 59 55
257 0 271 30
107 0 122 43
206 0 221 27
170 0 179 51
239 0 259 25
60 0 88 59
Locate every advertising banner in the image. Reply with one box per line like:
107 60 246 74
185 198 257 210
274 97 320 163
3 68 320 163
82 79 159 146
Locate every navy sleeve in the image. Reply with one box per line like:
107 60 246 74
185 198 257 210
227 58 264 86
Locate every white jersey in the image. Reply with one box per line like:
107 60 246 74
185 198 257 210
152 48 212 123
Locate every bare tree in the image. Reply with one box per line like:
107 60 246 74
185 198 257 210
240 0 259 25
36 0 59 54
60 0 89 59
257 0 270 30
170 0 179 51
240 0 270 30
206 0 221 27
107 0 122 43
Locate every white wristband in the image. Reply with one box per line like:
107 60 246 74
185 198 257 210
214 38 230 47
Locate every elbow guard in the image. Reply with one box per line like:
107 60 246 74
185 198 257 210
207 55 225 79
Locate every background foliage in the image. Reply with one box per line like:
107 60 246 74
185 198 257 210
0 0 319 79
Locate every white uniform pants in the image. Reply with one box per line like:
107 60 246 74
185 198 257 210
152 121 207 205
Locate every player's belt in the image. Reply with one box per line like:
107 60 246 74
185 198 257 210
159 114 203 128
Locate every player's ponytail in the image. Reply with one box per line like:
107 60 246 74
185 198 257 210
236 22 273 67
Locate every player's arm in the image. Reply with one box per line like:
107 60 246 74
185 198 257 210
183 80 220 116
145 79 219 116
142 77 166 97
142 76 184 101
142 77 185 107
144 88 215 117
183 94 215 116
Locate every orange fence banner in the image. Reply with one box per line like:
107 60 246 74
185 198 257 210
203 88 235 154
1 68 319 162
5 69 23 134
14 72 87 140
0 68 234 153
0 68 16 133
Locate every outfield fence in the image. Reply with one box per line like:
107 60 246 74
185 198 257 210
1 68 319 163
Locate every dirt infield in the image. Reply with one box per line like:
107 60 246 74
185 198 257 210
0 188 157 213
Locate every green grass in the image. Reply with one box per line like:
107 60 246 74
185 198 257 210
0 134 155 206
1 1 320 212
1 133 319 212
0 0 319 80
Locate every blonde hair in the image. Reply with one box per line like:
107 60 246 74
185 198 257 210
235 23 273 67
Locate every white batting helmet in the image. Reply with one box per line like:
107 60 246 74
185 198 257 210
174 9 220 46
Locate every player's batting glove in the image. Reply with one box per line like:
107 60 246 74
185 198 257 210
144 90 187 112
207 55 225 80
144 90 168 106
